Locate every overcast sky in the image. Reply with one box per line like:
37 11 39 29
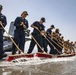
0 0 76 42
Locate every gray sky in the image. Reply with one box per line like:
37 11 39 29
0 0 76 41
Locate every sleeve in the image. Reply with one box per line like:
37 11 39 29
14 17 21 27
2 16 7 27
46 29 51 37
32 21 37 26
46 29 50 33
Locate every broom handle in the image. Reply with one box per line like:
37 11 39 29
48 33 69 51
48 34 63 49
35 27 62 54
44 35 62 54
31 35 46 53
41 31 63 49
0 24 23 54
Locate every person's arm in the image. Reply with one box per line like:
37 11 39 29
51 32 56 39
25 20 29 28
46 29 52 37
31 22 38 30
23 20 29 29
2 16 7 27
14 17 21 27
40 30 46 36
40 26 46 36
0 15 7 27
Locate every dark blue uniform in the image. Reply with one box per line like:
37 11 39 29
12 17 28 54
46 28 54 54
27 21 44 53
41 36 47 53
0 13 7 54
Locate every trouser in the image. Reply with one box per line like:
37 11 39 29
52 39 61 54
0 30 4 54
46 37 54 54
27 34 43 53
12 30 25 54
42 37 47 53
58 42 63 53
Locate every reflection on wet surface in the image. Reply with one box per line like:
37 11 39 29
0 56 76 75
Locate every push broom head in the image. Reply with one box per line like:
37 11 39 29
56 53 75 58
36 52 52 58
7 54 34 61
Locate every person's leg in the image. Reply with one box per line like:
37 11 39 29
12 31 19 55
47 39 56 54
57 43 62 54
49 44 54 54
46 39 49 53
43 38 47 53
27 35 36 53
36 36 43 53
52 39 59 54
0 31 4 54
19 33 25 53
0 31 7 59
45 38 54 54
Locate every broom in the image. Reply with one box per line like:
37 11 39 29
31 35 52 58
34 28 75 58
0 24 34 61
34 26 62 54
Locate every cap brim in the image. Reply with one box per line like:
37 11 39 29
24 14 28 15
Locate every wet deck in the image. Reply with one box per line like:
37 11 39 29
0 54 76 75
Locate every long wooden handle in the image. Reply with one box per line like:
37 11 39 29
48 37 63 49
0 24 23 54
48 33 68 50
31 35 46 53
44 36 62 54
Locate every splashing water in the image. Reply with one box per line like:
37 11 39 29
0 56 76 75
0 56 75 67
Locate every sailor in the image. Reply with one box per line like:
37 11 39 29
46 25 55 54
66 40 75 54
63 40 70 54
27 17 45 53
51 28 61 54
56 33 63 53
74 41 76 52
12 11 29 54
0 5 7 59
69 41 75 53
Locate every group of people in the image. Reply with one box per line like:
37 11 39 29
0 4 76 59
63 40 76 54
11 10 76 55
